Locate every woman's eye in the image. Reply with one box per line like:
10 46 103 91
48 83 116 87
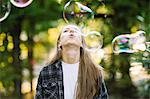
64 30 68 33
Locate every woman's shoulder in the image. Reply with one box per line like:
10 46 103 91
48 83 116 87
40 60 61 76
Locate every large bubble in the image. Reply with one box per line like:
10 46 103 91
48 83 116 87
10 0 33 8
112 31 146 54
90 48 104 64
0 0 11 22
85 31 103 51
130 31 146 51
63 0 94 26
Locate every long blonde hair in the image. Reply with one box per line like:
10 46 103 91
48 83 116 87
49 24 102 99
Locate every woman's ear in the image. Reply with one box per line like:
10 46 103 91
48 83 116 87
80 39 84 48
58 42 62 50
80 44 83 48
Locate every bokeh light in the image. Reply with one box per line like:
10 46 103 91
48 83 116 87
7 34 14 51
63 0 94 26
0 0 11 22
10 0 33 8
19 43 28 60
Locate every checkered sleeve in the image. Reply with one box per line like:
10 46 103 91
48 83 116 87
100 80 109 99
94 78 109 99
35 69 44 99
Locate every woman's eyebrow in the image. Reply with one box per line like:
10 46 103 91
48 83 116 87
63 28 70 31
62 28 69 31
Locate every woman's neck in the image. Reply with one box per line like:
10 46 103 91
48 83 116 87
62 46 80 64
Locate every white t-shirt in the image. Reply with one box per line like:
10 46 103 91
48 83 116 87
62 61 79 99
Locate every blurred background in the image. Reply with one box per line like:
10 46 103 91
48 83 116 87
0 0 150 99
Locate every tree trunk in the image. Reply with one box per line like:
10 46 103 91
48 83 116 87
10 17 23 99
28 29 34 93
27 20 35 95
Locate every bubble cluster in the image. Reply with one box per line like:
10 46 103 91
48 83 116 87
112 31 147 54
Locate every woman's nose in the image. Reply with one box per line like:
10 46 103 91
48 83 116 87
69 33 74 36
68 30 75 36
69 30 75 34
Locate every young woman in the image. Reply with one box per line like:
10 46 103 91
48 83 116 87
35 24 108 99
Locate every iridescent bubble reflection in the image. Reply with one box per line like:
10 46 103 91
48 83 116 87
0 0 11 22
10 0 33 8
63 0 94 26
112 31 147 54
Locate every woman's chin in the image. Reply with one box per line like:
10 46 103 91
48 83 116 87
63 42 81 48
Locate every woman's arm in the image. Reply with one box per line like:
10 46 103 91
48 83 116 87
100 80 108 99
94 79 108 99
94 79 109 99
35 71 43 99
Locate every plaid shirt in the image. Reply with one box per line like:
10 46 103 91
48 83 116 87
35 60 108 99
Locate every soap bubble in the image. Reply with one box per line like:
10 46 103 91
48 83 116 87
63 0 94 26
0 0 11 22
130 31 146 51
90 48 104 64
10 0 33 8
112 35 132 53
85 31 103 51
112 31 146 54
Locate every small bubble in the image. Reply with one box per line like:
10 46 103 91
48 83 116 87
10 0 33 8
85 31 103 51
0 0 11 22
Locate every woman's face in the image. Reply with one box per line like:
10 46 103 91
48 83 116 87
59 25 82 48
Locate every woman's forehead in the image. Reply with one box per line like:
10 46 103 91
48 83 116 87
62 25 80 31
